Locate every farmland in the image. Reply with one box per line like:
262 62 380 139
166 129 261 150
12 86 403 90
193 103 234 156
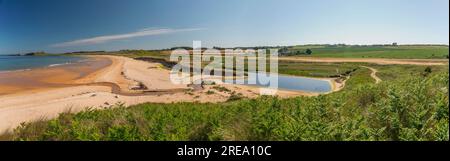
1 44 448 141
287 45 449 59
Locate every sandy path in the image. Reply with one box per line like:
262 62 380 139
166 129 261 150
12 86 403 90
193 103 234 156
361 66 382 84
277 57 449 65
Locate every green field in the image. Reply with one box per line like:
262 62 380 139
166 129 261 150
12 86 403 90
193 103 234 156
278 61 360 77
111 50 361 78
288 45 449 59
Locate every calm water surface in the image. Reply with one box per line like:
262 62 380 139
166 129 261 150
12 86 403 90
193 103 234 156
231 72 332 93
0 55 85 72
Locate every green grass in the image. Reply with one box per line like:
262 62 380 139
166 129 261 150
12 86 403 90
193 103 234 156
278 61 361 77
68 45 449 60
4 66 448 141
289 45 449 59
341 67 374 90
114 50 170 59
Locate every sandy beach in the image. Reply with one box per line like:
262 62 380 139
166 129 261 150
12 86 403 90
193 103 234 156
0 55 324 133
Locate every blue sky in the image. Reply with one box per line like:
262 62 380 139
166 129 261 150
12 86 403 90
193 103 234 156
0 0 448 54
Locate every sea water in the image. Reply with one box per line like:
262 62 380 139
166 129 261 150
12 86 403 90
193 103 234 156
0 55 85 72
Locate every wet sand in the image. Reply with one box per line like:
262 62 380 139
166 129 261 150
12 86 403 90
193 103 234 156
0 57 112 95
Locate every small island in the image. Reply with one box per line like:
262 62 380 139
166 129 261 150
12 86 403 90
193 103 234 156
5 52 49 56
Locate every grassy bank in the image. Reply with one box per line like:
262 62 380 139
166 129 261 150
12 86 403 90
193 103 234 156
5 68 448 141
109 47 448 79
289 45 449 59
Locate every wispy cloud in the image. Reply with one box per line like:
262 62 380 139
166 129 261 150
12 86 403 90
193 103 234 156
51 28 204 47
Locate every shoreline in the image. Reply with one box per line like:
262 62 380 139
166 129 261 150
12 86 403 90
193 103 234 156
0 55 87 74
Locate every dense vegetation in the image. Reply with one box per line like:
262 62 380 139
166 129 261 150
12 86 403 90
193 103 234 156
5 68 448 141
